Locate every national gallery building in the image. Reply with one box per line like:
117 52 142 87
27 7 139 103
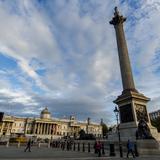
0 108 102 139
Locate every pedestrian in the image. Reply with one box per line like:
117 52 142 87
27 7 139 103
24 139 32 152
126 139 135 158
94 141 97 153
102 143 105 155
96 141 102 157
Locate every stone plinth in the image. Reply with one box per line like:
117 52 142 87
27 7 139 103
137 139 160 155
114 90 159 141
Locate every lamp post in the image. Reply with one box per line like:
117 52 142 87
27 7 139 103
114 106 123 157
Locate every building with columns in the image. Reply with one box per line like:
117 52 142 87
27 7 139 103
0 108 102 139
149 109 160 121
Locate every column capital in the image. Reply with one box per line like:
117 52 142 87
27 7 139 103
110 7 126 25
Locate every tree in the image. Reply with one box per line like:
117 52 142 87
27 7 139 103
151 117 160 132
102 123 108 138
78 129 95 140
78 129 85 139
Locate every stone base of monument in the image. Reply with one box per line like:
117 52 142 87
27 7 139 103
137 139 160 155
118 122 137 141
118 122 160 141
149 124 160 141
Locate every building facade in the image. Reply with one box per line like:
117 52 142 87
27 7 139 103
0 108 102 139
149 109 160 121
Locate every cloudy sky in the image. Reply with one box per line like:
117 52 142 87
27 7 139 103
0 0 160 124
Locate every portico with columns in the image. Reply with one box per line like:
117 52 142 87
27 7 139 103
33 121 57 136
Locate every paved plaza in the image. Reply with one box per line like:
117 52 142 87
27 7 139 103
0 146 160 160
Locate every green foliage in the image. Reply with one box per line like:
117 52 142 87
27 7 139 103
78 129 95 140
102 123 108 137
151 117 160 132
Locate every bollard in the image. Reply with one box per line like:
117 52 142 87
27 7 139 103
73 143 76 151
61 142 65 150
134 143 139 157
88 143 90 152
38 142 41 148
6 141 9 148
48 140 50 148
78 142 80 151
83 143 85 152
17 141 20 148
102 143 105 155
63 142 67 150
109 144 116 156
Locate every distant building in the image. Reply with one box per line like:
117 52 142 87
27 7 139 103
0 107 102 139
149 109 160 121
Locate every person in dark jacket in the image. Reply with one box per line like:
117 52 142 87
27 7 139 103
96 141 102 157
127 139 135 158
24 139 32 152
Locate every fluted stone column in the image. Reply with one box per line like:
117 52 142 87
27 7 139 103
46 123 49 135
48 124 51 135
51 124 54 135
37 123 39 134
42 123 45 135
48 124 50 135
39 123 41 134
44 123 46 135
0 122 4 133
41 123 43 135
53 124 55 135
40 123 43 135
39 123 41 135
110 7 137 94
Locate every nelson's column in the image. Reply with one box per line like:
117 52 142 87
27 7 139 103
110 7 159 140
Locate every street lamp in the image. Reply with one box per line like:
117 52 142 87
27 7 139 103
114 106 123 157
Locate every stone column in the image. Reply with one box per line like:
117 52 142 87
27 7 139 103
52 124 55 135
39 123 41 134
42 123 44 135
55 125 57 135
48 124 50 135
40 123 43 135
49 124 52 135
43 123 46 135
46 123 49 135
37 123 39 134
46 124 48 135
24 122 28 134
33 123 37 134
7 123 11 135
0 122 4 133
110 7 137 93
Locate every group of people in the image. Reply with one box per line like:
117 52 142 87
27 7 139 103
93 140 136 158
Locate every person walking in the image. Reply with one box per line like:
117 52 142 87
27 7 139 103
24 139 32 152
94 141 97 153
126 139 135 158
96 141 102 157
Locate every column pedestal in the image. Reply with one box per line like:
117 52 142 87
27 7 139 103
114 91 159 141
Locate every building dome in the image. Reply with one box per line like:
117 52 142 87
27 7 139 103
40 107 51 119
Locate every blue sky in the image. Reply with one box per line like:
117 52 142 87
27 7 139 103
0 0 160 124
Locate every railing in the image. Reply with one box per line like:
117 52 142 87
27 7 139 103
0 140 139 157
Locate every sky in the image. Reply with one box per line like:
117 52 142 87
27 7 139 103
0 0 160 125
